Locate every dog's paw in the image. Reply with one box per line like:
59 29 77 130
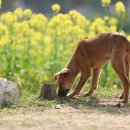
119 95 123 99
83 92 92 97
66 92 80 99
72 95 81 99
66 93 75 98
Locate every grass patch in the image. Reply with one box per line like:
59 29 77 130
0 86 130 115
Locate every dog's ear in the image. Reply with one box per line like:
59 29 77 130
54 74 57 80
54 68 71 80
54 73 58 80
60 68 71 77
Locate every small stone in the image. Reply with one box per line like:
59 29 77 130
55 104 62 109
76 104 83 109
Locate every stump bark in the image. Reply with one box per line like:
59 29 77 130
39 83 57 100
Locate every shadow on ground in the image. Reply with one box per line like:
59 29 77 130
53 95 130 115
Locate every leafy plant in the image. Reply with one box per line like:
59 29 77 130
0 1 129 92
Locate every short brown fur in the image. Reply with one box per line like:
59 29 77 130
54 32 130 103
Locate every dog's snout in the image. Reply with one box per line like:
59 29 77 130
58 88 69 97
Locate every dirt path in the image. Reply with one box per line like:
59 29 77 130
0 98 130 130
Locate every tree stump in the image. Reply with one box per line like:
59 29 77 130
39 83 57 100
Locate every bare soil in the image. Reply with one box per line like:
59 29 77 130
0 97 130 130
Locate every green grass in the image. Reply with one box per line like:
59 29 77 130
0 85 129 116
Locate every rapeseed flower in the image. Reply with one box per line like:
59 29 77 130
101 0 111 7
31 31 42 43
0 12 17 26
109 26 117 32
128 35 130 40
14 8 23 18
115 1 125 13
51 3 61 13
88 31 96 38
109 17 118 25
0 23 8 35
0 0 2 8
69 10 81 20
29 14 47 31
90 18 105 31
77 16 90 28
0 35 10 45
104 16 109 21
23 9 32 17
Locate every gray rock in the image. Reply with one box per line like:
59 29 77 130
0 78 19 104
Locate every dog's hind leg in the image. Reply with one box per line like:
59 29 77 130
111 54 130 103
84 67 102 97
120 56 129 99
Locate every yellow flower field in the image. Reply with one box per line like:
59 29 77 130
0 1 129 90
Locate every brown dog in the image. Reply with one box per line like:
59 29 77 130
54 32 130 103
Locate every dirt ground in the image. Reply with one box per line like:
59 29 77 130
0 97 130 130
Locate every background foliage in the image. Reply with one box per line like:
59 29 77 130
0 1 130 93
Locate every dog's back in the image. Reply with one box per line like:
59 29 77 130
76 32 130 68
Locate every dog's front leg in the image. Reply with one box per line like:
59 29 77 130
84 67 102 97
67 70 91 98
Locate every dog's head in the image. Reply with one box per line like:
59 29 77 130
54 68 74 97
